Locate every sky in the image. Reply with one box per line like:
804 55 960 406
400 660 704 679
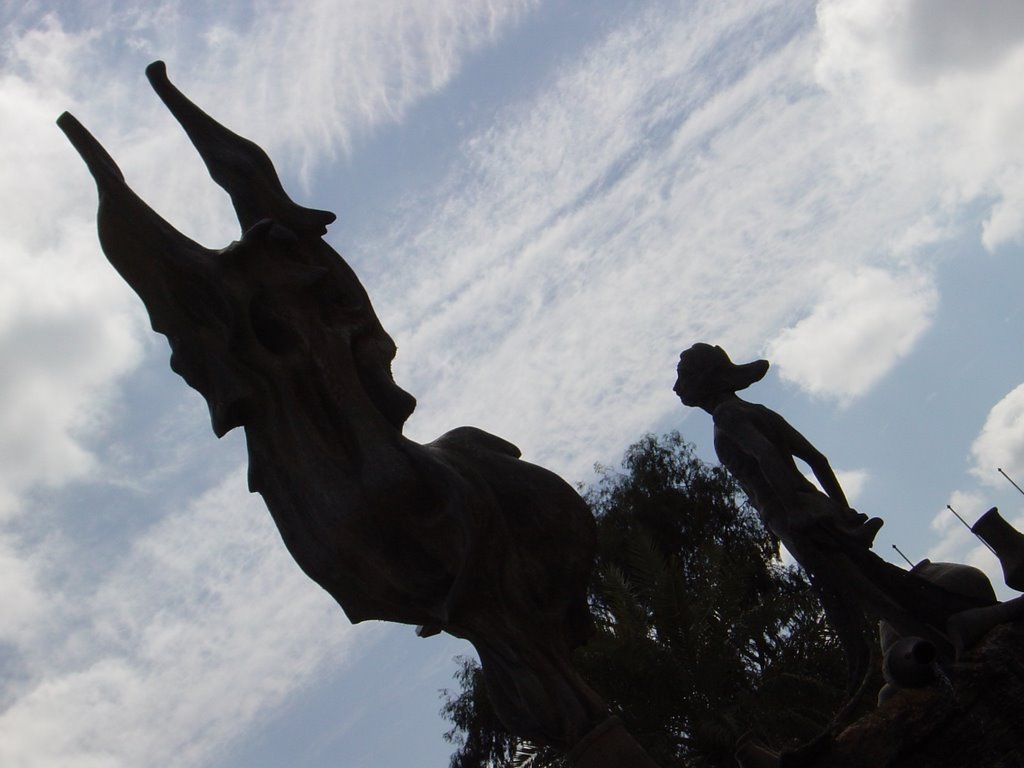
2 0 1024 766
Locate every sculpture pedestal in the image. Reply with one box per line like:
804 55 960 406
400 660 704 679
568 716 661 768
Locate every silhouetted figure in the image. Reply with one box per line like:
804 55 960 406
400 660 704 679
674 343 882 555
674 343 1021 692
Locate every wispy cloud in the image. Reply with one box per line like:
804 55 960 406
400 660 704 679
363 0 984 476
766 267 937 404
0 20 144 501
99 0 541 182
817 0 1024 251
0 469 357 768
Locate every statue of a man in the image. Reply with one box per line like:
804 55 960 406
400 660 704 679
672 343 883 558
675 342 1024 687
674 343 897 688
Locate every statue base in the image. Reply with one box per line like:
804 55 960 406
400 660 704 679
569 716 662 768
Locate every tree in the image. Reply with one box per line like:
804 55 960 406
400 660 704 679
441 432 850 767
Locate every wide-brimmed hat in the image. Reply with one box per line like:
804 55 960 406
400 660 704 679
675 343 768 399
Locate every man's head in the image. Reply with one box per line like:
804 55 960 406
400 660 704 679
673 343 769 407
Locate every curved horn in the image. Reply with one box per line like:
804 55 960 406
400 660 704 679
145 61 336 238
56 111 125 185
56 111 214 333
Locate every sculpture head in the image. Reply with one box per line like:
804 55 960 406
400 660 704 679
673 343 768 408
57 62 416 441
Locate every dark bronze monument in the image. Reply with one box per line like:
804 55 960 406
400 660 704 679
57 62 662 766
676 343 1024 766
673 344 1024 664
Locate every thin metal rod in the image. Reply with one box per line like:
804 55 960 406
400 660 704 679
998 467 1024 498
947 504 973 530
891 544 914 568
947 504 998 555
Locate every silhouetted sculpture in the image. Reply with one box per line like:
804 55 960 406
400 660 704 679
875 560 996 705
674 343 1024 690
673 343 883 552
57 62 632 759
972 507 1024 591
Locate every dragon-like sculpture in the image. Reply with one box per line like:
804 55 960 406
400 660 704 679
58 62 611 755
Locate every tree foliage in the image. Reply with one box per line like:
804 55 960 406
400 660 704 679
441 432 848 767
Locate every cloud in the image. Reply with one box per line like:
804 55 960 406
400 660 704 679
0 469 358 768
351 0 1024 481
0 21 145 503
928 489 989 562
0 20 149 653
365 0 957 478
823 0 1024 83
969 383 1024 484
765 267 937 403
0 540 43 648
94 0 541 182
816 0 1024 251
835 469 869 503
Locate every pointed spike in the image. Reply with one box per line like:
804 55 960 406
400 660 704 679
145 61 336 237
56 112 126 187
57 111 213 327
